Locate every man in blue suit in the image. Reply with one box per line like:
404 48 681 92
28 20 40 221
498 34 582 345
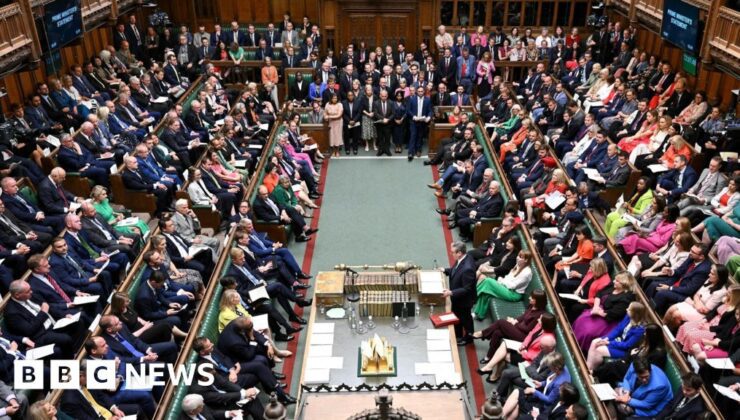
105 100 147 140
134 144 180 188
210 24 226 47
573 142 619 185
244 219 309 278
450 85 471 106
512 147 550 192
406 86 432 161
450 181 504 241
56 133 114 188
566 131 609 180
0 177 62 234
27 255 89 321
226 21 245 46
140 250 196 307
99 314 178 364
644 243 711 314
135 271 188 329
442 241 477 345
455 48 476 94
49 237 112 297
656 155 698 203
615 357 673 417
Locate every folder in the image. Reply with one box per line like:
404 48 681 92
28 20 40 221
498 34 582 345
430 312 459 328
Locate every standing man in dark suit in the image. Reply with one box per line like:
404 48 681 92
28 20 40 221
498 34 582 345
442 241 477 345
406 86 432 161
373 90 395 157
342 91 363 155
438 48 457 91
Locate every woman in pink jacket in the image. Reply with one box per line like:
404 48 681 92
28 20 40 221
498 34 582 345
618 206 682 256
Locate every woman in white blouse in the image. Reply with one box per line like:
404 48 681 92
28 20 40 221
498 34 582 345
583 75 616 114
187 167 234 217
473 251 534 320
629 231 693 284
628 114 672 164
663 264 729 329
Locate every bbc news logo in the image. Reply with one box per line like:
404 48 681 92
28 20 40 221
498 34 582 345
14 361 215 389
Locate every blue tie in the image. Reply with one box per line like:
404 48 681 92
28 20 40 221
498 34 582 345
238 265 260 286
250 234 266 248
116 334 144 358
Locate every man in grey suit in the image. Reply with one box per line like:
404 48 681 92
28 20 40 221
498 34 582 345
280 21 300 47
171 199 220 261
0 379 27 419
678 156 727 214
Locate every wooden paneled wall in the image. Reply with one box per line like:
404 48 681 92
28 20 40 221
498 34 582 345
0 26 112 111
609 11 740 113
159 0 323 28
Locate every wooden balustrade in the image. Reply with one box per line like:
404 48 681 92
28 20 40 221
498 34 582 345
0 3 33 66
634 0 663 20
708 7 740 63
81 0 113 27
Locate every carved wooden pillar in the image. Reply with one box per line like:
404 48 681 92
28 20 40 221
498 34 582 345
18 0 40 62
628 0 637 24
700 0 721 64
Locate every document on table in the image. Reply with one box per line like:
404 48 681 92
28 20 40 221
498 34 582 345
427 350 453 363
427 329 449 340
53 312 81 330
26 344 55 360
312 323 335 334
309 345 333 358
592 383 617 401
538 227 560 235
310 333 334 345
73 295 100 305
306 357 343 370
558 293 582 301
503 339 522 351
420 271 444 294
438 313 458 322
706 358 735 370
248 286 270 302
647 164 669 173
303 369 330 384
252 314 269 331
713 384 740 402
427 339 451 351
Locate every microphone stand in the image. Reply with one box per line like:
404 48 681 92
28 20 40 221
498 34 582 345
399 266 419 329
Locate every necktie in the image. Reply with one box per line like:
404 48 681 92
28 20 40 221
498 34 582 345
78 234 100 258
238 264 260 286
0 215 23 236
14 195 35 213
417 98 423 117
91 217 114 240
80 388 113 418
64 254 86 277
382 101 386 115
265 198 279 215
56 184 68 206
697 173 715 197
461 61 467 77
674 262 696 286
250 234 266 249
458 95 462 106
210 354 229 373
45 274 71 303
677 170 684 188
44 96 58 112
116 333 144 358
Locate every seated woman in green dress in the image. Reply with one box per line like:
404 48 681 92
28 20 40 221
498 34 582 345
693 202 740 245
603 176 653 239
474 250 534 320
90 185 150 237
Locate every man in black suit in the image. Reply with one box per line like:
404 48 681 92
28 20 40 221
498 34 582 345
655 373 705 419
663 83 692 118
262 23 280 48
61 361 132 420
179 393 243 420
0 177 62 234
438 48 457 90
159 217 214 279
449 181 504 241
196 37 215 71
121 156 173 216
37 168 82 217
0 200 50 253
245 24 261 47
80 201 137 259
252 185 316 242
217 317 297 405
373 90 395 156
99 314 178 365
441 241 477 345
135 271 189 329
467 216 518 266
194 336 260 389
188 366 265 420
289 72 310 105
432 83 452 107
342 91 363 155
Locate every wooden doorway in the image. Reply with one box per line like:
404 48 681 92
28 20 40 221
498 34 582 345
339 8 417 51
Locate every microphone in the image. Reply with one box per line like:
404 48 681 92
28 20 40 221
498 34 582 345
334 264 358 275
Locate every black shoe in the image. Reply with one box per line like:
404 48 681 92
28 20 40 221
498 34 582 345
376 151 383 156
456 336 473 346
274 333 294 342
479 357 491 364
309 193 320 199
297 298 313 307
294 283 311 290
435 208 451 215
290 316 308 324
295 235 310 242
423 160 432 166
297 272 312 280
353 149 358 155
273 371 286 380
277 381 287 388
279 394 297 405
408 155 414 161
447 223 457 229
286 325 303 334
345 149 350 155
476 368 493 376
305 228 319 235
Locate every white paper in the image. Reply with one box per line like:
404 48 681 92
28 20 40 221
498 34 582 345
26 344 56 360
427 339 451 351
713 384 740 402
309 345 333 357
439 313 457 322
258 123 269 131
303 143 318 151
233 160 247 168
309 333 334 345
251 314 269 331
435 371 462 385
503 339 522 351
188 245 210 257
720 152 739 162
53 312 81 330
427 329 449 340
117 217 140 227
545 192 566 210
706 358 735 370
415 362 455 375
427 350 453 363
248 286 270 302
312 323 335 334
662 325 676 342
303 368 330 384
248 144 263 149
538 227 560 235
73 295 100 305
42 148 51 157
558 293 582 301
306 356 343 370
694 143 702 153
622 214 641 226
518 362 536 388
151 96 169 104
647 164 669 173
69 202 81 213
89 314 101 333
592 383 617 400
45 135 60 147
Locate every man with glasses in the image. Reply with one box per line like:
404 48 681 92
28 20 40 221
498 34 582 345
644 243 711 314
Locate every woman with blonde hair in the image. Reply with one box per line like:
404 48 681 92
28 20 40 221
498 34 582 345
676 285 740 353
218 289 252 333
476 51 495 98
28 400 57 420
150 234 204 297
558 257 612 322
586 302 648 371
90 185 150 237
524 168 569 225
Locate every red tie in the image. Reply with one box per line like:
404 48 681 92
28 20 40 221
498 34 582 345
673 263 695 287
46 274 71 303
461 61 467 77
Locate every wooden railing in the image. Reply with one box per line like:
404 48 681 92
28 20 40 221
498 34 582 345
0 3 33 59
708 7 740 63
634 0 663 21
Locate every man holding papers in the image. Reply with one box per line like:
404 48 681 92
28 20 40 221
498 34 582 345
441 241 477 346
160 217 215 280
64 213 129 281
27 255 97 323
611 357 672 418
49 237 113 299
655 155 698 204
4 280 83 358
